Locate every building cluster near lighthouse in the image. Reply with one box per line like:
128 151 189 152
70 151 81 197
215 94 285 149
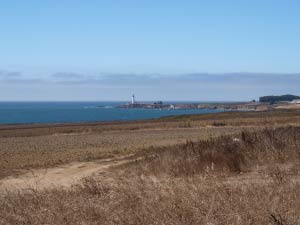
117 94 300 111
118 94 167 109
117 94 255 110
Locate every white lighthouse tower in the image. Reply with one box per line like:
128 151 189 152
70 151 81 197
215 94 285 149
131 94 135 105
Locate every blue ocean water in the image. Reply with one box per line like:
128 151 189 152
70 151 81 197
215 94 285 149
0 102 224 124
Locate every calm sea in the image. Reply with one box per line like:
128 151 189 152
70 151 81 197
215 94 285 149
0 102 224 125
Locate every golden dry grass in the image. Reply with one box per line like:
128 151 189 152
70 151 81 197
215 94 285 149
1 110 300 224
1 125 300 224
0 126 244 179
1 109 300 180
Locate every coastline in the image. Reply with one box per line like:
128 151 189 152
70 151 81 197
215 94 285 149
0 102 226 125
0 107 298 130
0 100 299 126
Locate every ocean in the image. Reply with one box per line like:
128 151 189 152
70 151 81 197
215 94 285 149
0 102 224 125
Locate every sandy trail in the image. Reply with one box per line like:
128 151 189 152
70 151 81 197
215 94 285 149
0 155 135 191
2 156 300 193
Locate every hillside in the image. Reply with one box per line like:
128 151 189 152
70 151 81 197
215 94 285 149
259 94 300 103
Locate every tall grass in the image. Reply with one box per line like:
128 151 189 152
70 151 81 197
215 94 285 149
1 126 300 224
133 126 300 177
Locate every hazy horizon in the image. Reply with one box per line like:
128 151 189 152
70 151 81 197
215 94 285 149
1 72 300 101
1 1 300 101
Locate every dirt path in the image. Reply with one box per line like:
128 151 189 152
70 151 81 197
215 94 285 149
0 155 135 191
2 155 300 193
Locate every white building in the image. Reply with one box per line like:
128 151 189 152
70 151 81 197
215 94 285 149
131 94 135 104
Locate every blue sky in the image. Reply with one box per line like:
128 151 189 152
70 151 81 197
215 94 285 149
0 0 300 101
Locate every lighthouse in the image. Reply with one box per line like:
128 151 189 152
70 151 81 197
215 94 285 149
131 94 135 105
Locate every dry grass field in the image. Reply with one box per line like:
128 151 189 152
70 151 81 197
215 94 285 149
0 126 248 179
1 109 300 224
1 109 300 179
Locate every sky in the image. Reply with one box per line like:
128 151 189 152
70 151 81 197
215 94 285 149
0 0 300 101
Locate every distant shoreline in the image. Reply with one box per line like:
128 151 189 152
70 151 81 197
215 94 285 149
0 101 299 126
117 101 261 110
0 102 224 125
